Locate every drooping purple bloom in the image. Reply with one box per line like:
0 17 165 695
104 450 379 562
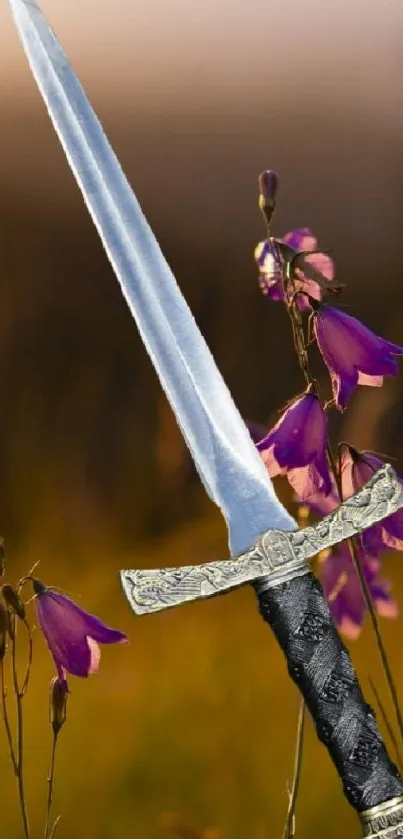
255 228 334 308
256 391 332 501
340 444 403 554
319 542 396 640
313 306 403 411
305 489 397 638
33 578 128 691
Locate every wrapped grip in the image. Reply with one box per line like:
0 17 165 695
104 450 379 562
256 572 403 812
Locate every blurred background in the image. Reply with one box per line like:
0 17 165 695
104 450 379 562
0 0 403 836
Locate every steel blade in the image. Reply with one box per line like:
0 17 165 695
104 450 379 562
9 0 296 555
121 464 403 614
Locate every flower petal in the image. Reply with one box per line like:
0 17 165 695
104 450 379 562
314 307 403 410
87 637 101 674
256 393 332 498
282 228 317 252
340 445 403 553
318 541 396 639
34 585 128 683
305 252 334 281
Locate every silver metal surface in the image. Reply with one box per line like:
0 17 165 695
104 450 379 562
9 1 403 829
8 0 296 558
121 464 403 615
361 797 403 838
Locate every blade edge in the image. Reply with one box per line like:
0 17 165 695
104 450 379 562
9 0 296 554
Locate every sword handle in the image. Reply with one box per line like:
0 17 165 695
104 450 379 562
256 572 403 823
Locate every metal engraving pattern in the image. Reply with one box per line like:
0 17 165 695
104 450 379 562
366 826 403 838
120 546 310 616
287 463 403 565
9 0 403 826
121 465 403 614
362 799 403 838
257 574 403 812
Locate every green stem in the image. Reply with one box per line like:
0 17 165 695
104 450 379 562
21 620 33 697
0 656 17 774
349 536 403 747
285 288 403 755
45 732 58 839
11 615 31 839
369 676 403 773
282 699 306 839
328 445 403 750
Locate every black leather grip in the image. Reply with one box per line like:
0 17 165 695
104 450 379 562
256 572 403 811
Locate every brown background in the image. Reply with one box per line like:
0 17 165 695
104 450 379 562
0 1 403 836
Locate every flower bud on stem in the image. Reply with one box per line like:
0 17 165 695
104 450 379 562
258 170 278 234
45 679 68 839
276 219 403 752
0 601 8 661
49 677 68 736
2 584 26 620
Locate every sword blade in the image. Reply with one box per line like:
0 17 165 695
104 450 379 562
9 0 296 556
122 465 403 615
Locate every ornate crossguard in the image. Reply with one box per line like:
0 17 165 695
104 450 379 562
8 1 403 835
121 464 401 614
122 466 403 839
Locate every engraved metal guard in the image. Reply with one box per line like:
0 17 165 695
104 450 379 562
361 796 403 838
121 464 403 614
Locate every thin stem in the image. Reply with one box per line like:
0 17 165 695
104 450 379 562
45 732 58 839
49 816 62 839
349 536 403 745
11 614 31 839
285 289 403 753
0 657 17 774
369 676 403 773
328 445 403 749
286 298 311 387
282 699 306 839
21 620 34 697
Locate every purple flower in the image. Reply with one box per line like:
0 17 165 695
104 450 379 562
340 444 403 554
313 306 403 411
33 579 128 691
305 489 397 638
255 228 334 308
319 542 396 640
256 390 332 501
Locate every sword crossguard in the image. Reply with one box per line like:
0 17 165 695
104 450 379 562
10 0 403 827
121 464 403 615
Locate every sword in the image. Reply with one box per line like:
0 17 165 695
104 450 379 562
8 1 403 835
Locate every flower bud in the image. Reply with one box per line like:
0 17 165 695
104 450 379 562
6 609 14 641
258 170 279 211
32 578 47 597
2 584 26 620
50 677 68 735
0 601 8 660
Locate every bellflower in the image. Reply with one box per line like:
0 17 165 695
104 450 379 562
319 542 396 639
313 306 403 411
255 228 334 308
306 490 397 638
33 578 128 691
340 444 403 553
256 390 332 500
